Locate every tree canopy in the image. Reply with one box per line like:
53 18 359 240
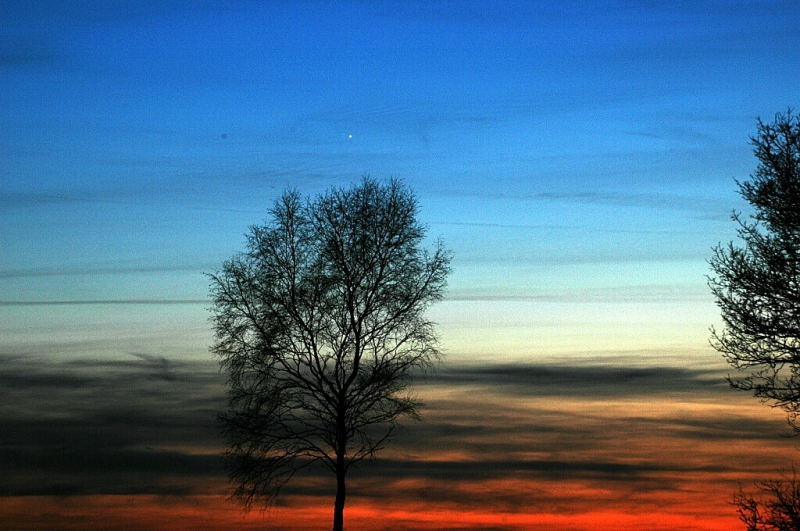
709 110 800 427
735 470 800 531
209 178 451 530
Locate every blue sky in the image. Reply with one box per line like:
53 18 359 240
5 1 797 305
4 0 799 355
3 0 798 353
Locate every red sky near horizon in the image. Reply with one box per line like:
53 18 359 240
3 337 798 530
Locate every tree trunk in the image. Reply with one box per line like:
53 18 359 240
332 456 346 531
333 406 347 531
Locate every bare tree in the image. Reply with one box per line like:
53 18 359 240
209 178 450 530
709 110 800 427
735 469 800 531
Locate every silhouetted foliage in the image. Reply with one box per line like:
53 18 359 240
735 469 800 530
709 110 800 428
209 178 450 530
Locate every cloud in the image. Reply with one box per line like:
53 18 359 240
431 220 707 235
0 352 788 502
0 190 265 214
0 353 224 440
426 189 732 225
0 352 226 496
444 283 709 303
626 126 719 144
422 362 727 397
354 456 723 483
0 299 208 305
517 191 726 214
0 264 215 279
125 352 179 381
629 414 791 442
1 290 707 306
264 453 713 510
1 447 222 496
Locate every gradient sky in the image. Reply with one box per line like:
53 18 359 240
2 1 800 529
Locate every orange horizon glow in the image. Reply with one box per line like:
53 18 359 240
0 493 745 530
3 375 798 530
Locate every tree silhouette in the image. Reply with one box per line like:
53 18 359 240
709 110 800 427
209 178 450 530
734 469 800 530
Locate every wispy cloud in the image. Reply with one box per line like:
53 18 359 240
445 283 710 303
0 299 208 306
0 190 264 214
0 352 791 509
425 189 732 223
0 353 225 496
0 264 215 279
354 456 723 484
525 190 724 214
0 282 710 306
432 220 708 235
422 362 727 397
625 126 719 144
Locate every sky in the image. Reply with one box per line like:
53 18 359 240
2 1 800 529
